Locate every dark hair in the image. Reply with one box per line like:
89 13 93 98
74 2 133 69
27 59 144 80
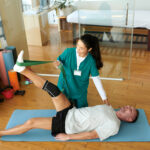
130 109 139 123
80 34 103 70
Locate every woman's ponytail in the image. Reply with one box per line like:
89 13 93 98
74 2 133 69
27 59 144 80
80 34 103 70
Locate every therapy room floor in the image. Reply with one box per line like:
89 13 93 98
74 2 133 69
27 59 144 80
0 27 150 150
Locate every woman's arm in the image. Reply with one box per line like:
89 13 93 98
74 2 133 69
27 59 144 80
54 48 69 68
53 60 61 68
55 130 99 141
57 48 69 63
92 76 109 105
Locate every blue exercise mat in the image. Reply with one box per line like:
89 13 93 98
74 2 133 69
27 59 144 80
1 109 150 142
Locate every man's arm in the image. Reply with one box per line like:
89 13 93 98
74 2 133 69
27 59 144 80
55 130 99 141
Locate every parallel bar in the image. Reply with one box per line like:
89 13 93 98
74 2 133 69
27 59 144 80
37 73 124 81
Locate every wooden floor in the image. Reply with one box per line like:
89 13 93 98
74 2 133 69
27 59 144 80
0 26 150 150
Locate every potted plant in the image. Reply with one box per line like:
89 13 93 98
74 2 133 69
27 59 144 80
54 0 74 17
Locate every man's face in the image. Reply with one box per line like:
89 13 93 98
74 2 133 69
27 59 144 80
118 105 137 122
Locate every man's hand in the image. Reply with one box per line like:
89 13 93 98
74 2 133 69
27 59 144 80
55 131 98 141
55 133 70 141
103 99 110 105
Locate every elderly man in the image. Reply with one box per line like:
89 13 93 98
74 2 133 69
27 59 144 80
0 51 138 141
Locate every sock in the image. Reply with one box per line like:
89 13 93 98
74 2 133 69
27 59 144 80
42 80 61 97
13 50 26 73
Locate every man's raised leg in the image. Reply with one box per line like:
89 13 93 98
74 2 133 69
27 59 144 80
13 50 71 112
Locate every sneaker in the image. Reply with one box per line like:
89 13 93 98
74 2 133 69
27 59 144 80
13 50 26 73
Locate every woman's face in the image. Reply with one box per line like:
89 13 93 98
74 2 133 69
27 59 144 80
76 40 91 57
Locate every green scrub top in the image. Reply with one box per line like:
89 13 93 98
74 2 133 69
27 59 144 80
57 47 99 108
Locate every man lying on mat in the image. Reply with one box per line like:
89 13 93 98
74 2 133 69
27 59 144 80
0 51 138 141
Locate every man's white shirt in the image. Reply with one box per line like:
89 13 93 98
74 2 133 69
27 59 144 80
65 104 120 141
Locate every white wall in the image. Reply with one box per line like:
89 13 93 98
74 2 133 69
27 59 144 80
134 0 150 10
22 0 32 5
73 0 128 10
73 0 150 10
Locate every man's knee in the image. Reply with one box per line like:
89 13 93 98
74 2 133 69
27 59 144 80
42 80 61 97
25 118 36 129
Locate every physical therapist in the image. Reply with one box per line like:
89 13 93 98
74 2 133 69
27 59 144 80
54 34 109 108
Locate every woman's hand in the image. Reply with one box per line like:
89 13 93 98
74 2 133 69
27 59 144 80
53 60 60 69
55 133 70 141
